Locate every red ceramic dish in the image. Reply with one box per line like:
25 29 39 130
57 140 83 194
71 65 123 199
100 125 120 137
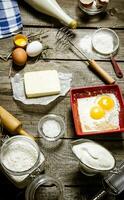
70 84 124 136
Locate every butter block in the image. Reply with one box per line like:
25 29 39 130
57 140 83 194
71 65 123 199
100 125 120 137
24 70 61 98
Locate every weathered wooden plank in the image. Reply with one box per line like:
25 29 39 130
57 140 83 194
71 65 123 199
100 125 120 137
0 2 124 200
0 172 105 200
0 137 124 187
0 60 124 139
19 0 124 28
1 93 124 140
0 183 114 200
0 28 124 61
0 60 124 94
30 139 124 186
0 137 123 200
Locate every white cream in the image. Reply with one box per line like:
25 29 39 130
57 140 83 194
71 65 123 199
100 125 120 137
72 142 115 171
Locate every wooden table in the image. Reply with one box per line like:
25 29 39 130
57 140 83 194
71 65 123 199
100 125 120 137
0 0 124 199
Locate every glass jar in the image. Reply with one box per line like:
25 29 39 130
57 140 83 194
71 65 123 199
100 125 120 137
0 135 64 199
0 135 45 188
38 114 65 142
71 139 116 176
25 174 63 200
79 0 109 15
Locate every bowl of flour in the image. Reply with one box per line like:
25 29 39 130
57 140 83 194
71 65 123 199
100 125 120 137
92 28 119 55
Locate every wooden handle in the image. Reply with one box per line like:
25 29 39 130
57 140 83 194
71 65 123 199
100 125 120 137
17 127 35 140
89 60 115 84
0 106 34 140
0 106 21 132
111 56 123 78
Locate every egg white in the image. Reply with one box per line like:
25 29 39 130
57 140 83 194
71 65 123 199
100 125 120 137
77 93 120 132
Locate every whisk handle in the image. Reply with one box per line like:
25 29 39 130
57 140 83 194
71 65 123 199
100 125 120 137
89 60 115 84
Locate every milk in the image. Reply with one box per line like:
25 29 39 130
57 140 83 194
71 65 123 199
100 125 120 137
24 0 77 28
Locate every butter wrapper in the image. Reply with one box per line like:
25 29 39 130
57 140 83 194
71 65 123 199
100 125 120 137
11 72 72 105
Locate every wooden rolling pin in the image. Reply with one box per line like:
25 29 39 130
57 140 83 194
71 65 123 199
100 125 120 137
0 106 34 140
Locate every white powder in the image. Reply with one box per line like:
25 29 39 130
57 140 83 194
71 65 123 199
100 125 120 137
42 119 61 137
2 140 38 172
92 32 114 54
72 142 115 171
79 35 92 54
78 35 100 59
2 139 45 186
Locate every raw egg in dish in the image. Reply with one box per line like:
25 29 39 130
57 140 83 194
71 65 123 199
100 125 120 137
90 105 105 120
77 94 120 132
97 95 115 111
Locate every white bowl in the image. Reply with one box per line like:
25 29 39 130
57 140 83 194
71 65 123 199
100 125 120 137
38 114 65 142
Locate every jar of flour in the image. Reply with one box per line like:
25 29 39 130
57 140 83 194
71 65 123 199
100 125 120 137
0 135 63 199
0 136 45 188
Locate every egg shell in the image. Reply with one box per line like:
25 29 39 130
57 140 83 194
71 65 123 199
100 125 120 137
80 0 94 7
98 0 109 5
13 34 28 48
12 48 27 66
26 41 43 57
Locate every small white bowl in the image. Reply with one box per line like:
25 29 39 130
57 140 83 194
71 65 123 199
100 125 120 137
38 114 65 142
92 28 119 55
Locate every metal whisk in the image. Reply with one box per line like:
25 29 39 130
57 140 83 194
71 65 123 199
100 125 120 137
56 27 115 84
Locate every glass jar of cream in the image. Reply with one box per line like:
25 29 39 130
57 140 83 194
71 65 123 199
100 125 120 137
71 139 116 176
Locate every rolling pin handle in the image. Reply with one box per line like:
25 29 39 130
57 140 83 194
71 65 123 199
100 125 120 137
17 127 35 140
0 106 35 140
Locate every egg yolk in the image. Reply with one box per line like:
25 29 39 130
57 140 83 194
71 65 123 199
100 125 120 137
98 96 114 110
90 105 105 120
15 38 27 46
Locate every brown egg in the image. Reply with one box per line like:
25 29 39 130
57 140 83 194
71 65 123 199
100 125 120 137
12 48 27 66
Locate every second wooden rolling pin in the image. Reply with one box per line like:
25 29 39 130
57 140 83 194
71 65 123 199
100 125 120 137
0 106 34 140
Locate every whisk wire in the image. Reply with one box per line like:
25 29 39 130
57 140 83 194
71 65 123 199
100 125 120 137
56 27 90 60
